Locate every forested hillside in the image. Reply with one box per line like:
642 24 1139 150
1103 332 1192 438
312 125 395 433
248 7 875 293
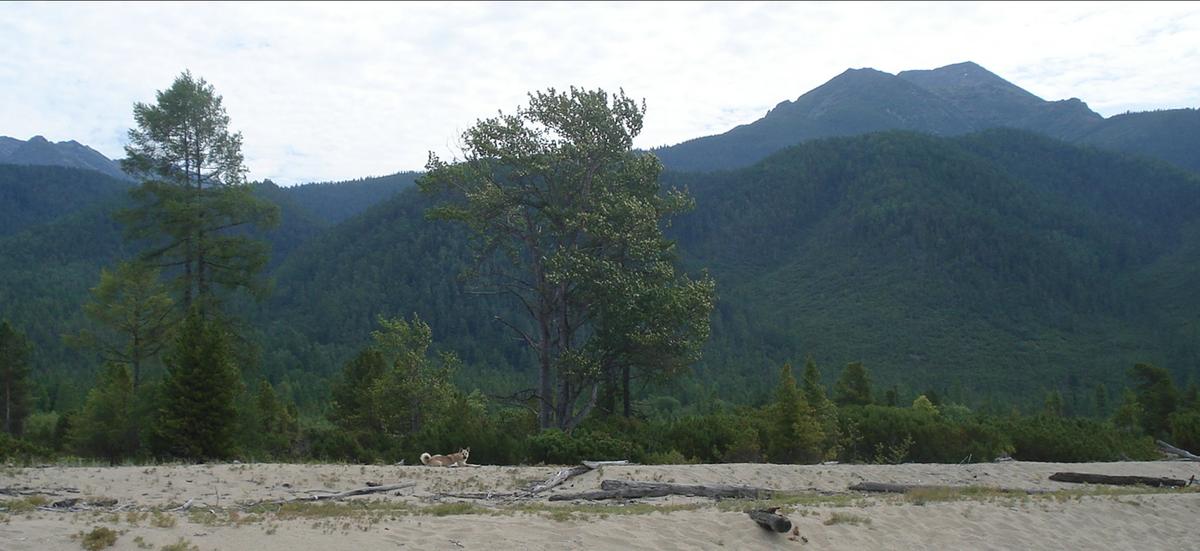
3 130 1199 417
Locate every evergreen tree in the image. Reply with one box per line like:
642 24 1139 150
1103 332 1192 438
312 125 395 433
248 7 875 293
834 362 873 406
0 320 32 436
801 357 827 407
152 307 240 460
238 379 298 458
800 357 840 457
66 261 174 387
119 71 279 316
70 363 137 463
1130 363 1178 438
766 363 823 463
420 87 713 429
1043 390 1064 417
1112 389 1143 433
328 316 459 459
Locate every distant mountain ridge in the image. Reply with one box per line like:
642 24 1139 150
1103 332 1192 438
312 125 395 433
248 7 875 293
654 61 1198 173
0 135 129 180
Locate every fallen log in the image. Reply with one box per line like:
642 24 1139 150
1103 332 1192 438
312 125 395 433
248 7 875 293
848 482 1050 495
1157 440 1200 462
277 482 416 504
1048 472 1188 488
748 507 792 533
549 480 774 501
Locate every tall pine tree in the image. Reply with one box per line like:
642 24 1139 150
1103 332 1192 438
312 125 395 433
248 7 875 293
119 71 278 317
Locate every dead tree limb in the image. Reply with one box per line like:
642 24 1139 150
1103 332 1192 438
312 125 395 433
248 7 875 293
276 482 416 504
748 507 792 533
526 465 593 495
1048 472 1188 488
1157 440 1200 462
549 480 774 501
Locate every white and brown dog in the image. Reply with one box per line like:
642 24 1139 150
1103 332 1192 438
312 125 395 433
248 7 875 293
420 447 472 467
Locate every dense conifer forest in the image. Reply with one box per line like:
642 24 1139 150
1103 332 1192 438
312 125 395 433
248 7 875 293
3 63 1200 466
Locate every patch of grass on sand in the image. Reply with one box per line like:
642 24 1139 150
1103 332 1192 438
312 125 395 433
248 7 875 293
513 502 703 522
824 512 871 526
3 494 49 513
74 526 120 550
159 537 200 551
716 492 864 514
150 511 177 528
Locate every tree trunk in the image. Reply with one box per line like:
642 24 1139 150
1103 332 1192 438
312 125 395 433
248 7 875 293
622 364 631 417
537 312 553 430
1048 472 1189 488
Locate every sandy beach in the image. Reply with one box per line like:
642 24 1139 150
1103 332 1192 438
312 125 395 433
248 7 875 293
2 460 1198 550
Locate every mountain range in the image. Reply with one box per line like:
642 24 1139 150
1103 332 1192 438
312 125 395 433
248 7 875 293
653 62 1200 174
0 135 128 180
3 61 1199 413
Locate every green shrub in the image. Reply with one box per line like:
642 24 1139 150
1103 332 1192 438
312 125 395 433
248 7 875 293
1004 415 1156 462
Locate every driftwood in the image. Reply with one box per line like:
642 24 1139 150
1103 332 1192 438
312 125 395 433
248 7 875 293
277 482 416 504
848 482 1049 495
549 479 774 502
525 465 593 495
1157 440 1200 462
748 507 792 533
1048 472 1189 488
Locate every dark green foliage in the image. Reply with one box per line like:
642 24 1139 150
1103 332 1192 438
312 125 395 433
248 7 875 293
0 164 130 236
1130 363 1179 438
838 405 1012 463
326 316 460 462
1002 415 1156 462
0 320 33 435
70 363 137 463
421 87 713 429
669 129 1200 406
0 431 52 463
235 379 299 459
526 428 638 465
66 261 174 387
1043 390 1064 417
834 363 873 406
151 308 240 460
281 172 419 225
765 363 824 463
1169 409 1200 453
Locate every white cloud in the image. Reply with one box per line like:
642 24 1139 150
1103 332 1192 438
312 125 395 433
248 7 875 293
1 1 1197 184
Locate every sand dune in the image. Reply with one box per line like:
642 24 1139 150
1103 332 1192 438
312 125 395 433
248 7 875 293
2 460 1198 550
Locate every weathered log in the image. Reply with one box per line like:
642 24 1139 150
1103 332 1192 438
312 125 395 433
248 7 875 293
1157 440 1200 462
748 508 792 533
278 482 416 504
849 482 938 494
849 482 1050 495
549 480 774 501
525 465 593 495
1049 472 1188 488
582 460 630 469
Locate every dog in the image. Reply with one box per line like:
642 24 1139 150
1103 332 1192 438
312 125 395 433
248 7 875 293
420 447 471 467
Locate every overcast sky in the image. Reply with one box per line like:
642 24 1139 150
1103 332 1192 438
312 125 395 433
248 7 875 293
2 1 1198 185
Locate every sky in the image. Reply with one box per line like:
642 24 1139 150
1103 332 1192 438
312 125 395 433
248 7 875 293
2 1 1198 185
